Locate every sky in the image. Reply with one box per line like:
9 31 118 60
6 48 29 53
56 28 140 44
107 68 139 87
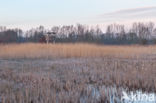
0 0 156 30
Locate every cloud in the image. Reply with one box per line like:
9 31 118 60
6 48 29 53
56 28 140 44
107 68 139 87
98 6 156 23
85 6 156 32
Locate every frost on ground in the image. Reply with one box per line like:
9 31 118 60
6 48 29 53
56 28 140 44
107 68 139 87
0 57 156 103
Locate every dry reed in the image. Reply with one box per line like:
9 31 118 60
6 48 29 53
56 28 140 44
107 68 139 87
0 43 156 103
0 43 156 59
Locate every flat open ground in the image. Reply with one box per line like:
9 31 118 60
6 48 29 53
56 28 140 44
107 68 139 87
0 43 156 103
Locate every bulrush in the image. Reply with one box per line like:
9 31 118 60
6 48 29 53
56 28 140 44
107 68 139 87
0 43 156 102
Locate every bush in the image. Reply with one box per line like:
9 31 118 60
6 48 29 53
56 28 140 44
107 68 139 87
140 39 148 45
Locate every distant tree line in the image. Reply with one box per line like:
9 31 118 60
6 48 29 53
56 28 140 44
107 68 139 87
1 22 156 45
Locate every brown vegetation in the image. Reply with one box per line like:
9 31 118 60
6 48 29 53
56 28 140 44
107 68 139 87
0 43 156 103
0 43 156 59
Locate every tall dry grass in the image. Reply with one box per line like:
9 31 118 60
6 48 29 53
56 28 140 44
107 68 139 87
0 43 156 102
0 43 156 59
0 57 156 103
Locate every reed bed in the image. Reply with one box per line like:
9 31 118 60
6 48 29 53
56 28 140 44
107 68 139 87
0 43 156 59
0 43 156 103
0 57 156 103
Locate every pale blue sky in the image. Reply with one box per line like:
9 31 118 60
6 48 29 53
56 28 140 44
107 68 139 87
0 0 156 29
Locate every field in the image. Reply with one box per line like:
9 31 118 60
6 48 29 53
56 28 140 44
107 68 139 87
1 43 156 59
0 43 156 103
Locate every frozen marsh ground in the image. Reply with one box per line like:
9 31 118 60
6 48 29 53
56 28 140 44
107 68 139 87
0 57 156 103
1 43 156 103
